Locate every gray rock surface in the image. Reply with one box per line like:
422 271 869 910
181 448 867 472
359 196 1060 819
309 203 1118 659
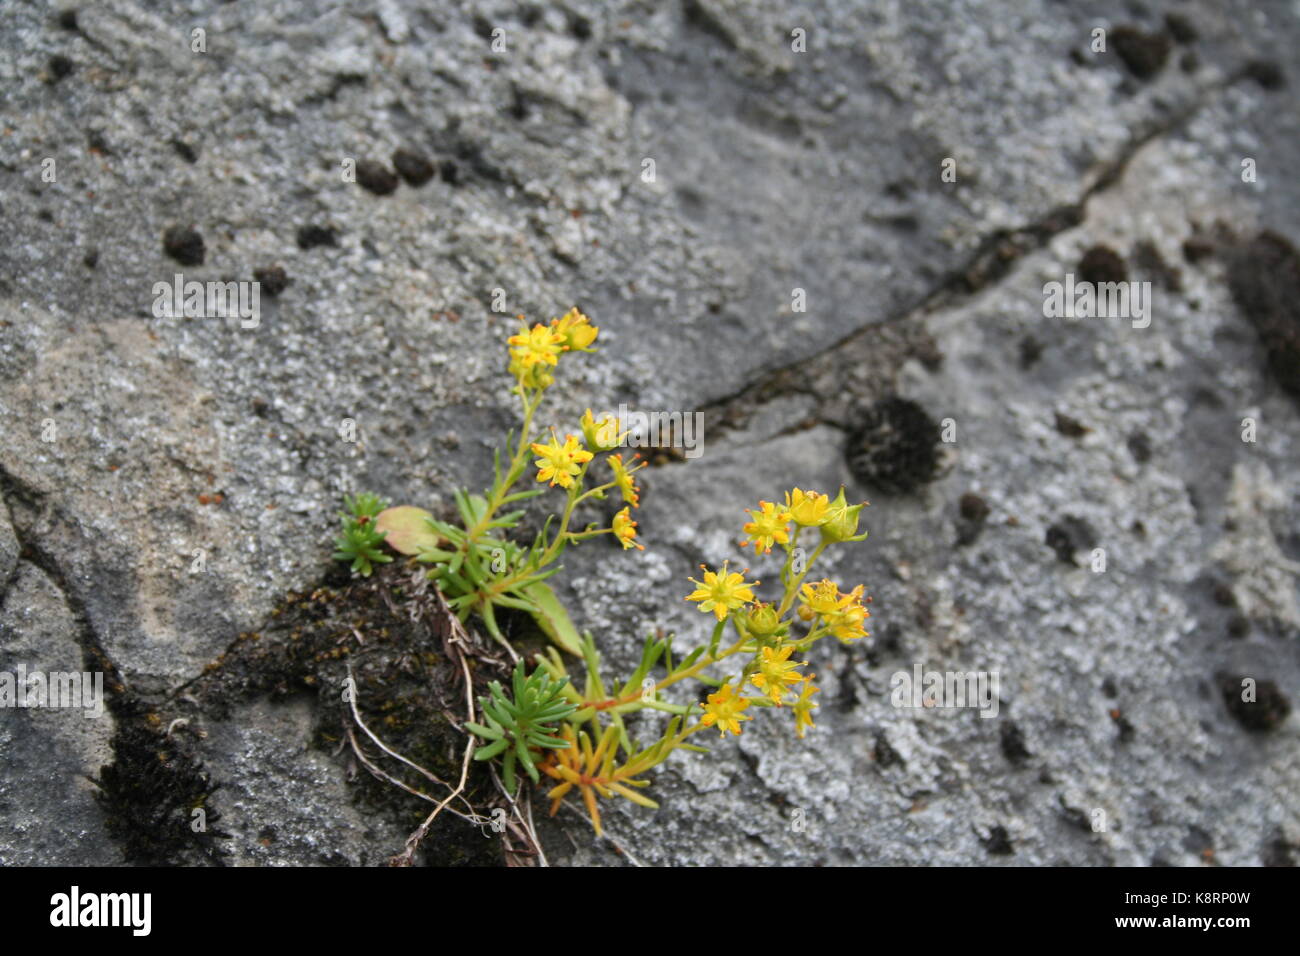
0 0 1296 865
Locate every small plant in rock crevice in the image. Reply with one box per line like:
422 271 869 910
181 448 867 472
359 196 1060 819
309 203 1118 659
335 307 873 837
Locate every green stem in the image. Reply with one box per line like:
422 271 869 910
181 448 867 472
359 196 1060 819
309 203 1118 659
777 538 827 618
467 388 540 542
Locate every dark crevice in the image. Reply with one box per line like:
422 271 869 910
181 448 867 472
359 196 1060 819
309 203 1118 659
0 463 229 864
696 76 1242 442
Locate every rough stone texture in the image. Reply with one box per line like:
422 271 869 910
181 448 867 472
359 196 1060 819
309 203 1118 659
0 563 117 865
201 695 414 866
0 0 1296 865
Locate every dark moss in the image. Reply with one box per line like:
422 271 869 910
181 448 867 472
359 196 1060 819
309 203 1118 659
1045 516 1096 565
1182 236 1214 264
1000 720 1031 764
253 264 288 297
356 158 399 195
1225 231 1300 398
845 396 941 495
392 148 436 187
982 825 1014 855
873 730 901 768
92 713 229 865
163 225 205 266
1219 675 1291 731
1078 244 1127 284
47 54 74 82
1054 412 1090 438
1111 26 1171 80
1164 13 1198 44
296 224 338 249
187 562 510 865
1243 59 1286 90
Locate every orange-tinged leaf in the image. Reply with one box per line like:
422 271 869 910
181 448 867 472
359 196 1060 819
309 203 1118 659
583 788 602 834
375 506 440 555
610 782 659 809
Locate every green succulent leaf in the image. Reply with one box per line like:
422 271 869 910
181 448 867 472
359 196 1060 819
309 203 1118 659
522 581 583 656
332 497 393 577
462 660 577 791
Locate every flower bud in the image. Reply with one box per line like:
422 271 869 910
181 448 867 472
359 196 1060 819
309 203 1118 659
820 487 868 543
581 408 622 452
744 602 785 638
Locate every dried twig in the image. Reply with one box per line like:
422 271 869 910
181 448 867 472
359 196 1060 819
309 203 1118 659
346 724 488 827
348 574 545 866
487 764 546 867
389 586 498 866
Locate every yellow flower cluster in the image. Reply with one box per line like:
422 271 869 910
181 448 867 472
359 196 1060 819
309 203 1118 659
514 311 650 553
797 579 872 643
449 316 878 838
508 307 598 390
685 487 870 737
612 507 643 551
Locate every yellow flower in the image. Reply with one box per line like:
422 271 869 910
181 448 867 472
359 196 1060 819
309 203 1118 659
792 677 820 738
581 408 622 452
699 681 752 737
798 579 843 620
749 644 806 705
798 580 871 642
785 488 830 527
740 500 792 554
508 322 564 369
531 433 593 489
608 453 641 508
685 561 757 621
612 506 644 551
550 307 598 351
824 585 870 643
